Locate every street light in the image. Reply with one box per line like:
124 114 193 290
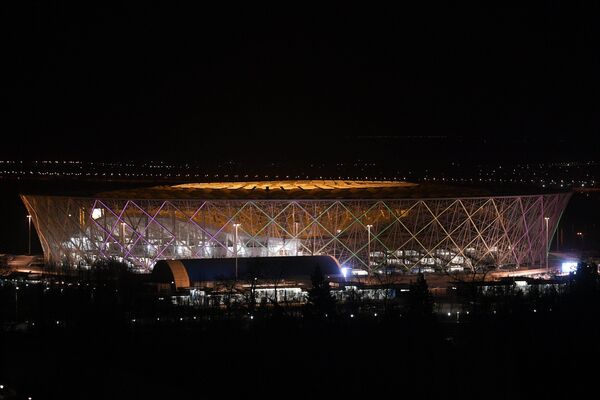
366 224 373 269
335 229 341 258
233 223 241 280
294 222 299 256
577 232 584 249
544 217 549 272
27 215 32 255
15 285 19 320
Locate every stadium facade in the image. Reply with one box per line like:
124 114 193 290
21 180 571 274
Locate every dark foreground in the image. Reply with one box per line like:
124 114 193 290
2 310 599 400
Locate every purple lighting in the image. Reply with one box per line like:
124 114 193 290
20 188 571 273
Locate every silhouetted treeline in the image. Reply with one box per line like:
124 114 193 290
2 261 600 398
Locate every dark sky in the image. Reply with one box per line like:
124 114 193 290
2 3 599 162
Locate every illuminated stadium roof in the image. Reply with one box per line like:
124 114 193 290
175 180 417 190
93 180 520 200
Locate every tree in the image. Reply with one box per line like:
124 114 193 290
572 261 598 294
305 265 336 318
90 258 130 283
372 269 397 314
242 261 261 313
406 273 433 318
568 261 599 313
214 279 238 315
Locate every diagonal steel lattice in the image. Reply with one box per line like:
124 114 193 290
21 193 571 273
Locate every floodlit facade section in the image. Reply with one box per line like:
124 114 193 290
21 181 571 273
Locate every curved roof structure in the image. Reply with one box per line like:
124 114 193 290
152 255 342 289
92 180 558 200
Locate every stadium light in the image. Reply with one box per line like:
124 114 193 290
335 229 342 257
27 214 32 255
544 217 549 271
366 225 373 269
341 267 348 279
561 261 577 274
233 223 241 280
294 222 299 256
576 232 584 249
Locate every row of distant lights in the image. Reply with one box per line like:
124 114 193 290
1 160 598 165
17 309 553 328
446 309 551 316
2 169 597 186
1 169 597 180
2 160 599 170
2 160 599 172
1 161 599 188
2 172 595 181
0 170 398 181
131 312 387 323
7 168 594 178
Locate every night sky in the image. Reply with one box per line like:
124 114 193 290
3 3 599 162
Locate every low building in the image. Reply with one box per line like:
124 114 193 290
151 255 343 288
151 255 343 305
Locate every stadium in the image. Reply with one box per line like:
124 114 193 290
21 180 571 274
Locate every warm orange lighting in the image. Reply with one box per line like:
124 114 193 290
175 180 416 191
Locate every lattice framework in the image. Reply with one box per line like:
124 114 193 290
21 193 571 273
